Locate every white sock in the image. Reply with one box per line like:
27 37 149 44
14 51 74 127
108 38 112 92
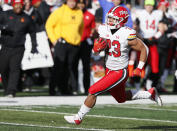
146 79 152 90
77 104 91 120
131 89 151 100
135 83 141 90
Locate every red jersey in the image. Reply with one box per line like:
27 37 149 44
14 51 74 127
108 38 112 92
81 10 95 42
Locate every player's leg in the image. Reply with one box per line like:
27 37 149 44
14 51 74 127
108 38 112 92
146 45 159 90
64 94 95 125
64 68 128 124
107 69 152 104
126 87 162 106
107 68 162 106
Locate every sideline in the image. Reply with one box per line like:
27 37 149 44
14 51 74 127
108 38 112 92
0 95 177 106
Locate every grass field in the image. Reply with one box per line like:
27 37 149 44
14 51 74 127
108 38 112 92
0 104 177 131
0 74 176 130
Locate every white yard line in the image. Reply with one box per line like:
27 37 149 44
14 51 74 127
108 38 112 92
0 122 111 131
6 104 177 112
106 105 177 112
1 108 177 124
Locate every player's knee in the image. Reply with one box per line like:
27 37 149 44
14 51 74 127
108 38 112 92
88 87 95 95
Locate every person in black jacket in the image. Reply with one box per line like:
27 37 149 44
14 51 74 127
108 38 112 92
0 5 2 12
0 0 38 97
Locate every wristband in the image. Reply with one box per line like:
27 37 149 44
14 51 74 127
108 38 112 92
137 61 145 70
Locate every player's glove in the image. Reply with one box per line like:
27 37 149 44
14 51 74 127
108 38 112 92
93 37 107 53
132 68 142 77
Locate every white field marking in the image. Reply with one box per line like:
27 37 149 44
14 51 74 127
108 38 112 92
105 105 177 112
0 122 111 131
8 104 177 112
0 108 177 124
11 105 58 110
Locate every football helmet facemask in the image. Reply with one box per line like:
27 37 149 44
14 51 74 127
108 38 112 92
106 6 129 29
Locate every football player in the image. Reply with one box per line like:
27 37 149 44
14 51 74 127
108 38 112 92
64 6 162 125
135 0 163 90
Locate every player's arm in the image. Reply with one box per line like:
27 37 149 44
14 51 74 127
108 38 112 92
128 38 149 76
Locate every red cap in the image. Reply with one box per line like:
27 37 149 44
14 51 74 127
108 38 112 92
12 0 23 6
158 0 169 8
31 0 41 5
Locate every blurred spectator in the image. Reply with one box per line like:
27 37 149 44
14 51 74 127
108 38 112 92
135 0 163 90
156 0 171 92
76 0 95 94
98 0 133 28
156 20 170 92
35 0 50 31
49 0 64 12
20 0 45 92
0 0 38 97
126 1 131 10
174 48 177 93
46 0 84 95
24 0 32 13
24 0 43 32
85 0 91 8
0 3 2 11
22 0 61 92
93 0 103 23
1 0 13 11
166 0 177 93
32 0 41 8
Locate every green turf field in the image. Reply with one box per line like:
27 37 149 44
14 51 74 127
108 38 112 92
0 74 176 130
0 104 177 131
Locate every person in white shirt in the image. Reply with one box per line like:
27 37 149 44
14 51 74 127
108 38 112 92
135 0 163 90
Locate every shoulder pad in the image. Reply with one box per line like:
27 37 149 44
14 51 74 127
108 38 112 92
127 28 136 40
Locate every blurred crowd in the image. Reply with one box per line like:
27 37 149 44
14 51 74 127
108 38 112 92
0 0 177 97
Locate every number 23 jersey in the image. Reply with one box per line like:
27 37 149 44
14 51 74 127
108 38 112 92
98 24 136 70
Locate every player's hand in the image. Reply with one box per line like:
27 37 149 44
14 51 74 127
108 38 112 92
1 25 14 36
132 68 142 77
31 46 38 54
93 37 107 53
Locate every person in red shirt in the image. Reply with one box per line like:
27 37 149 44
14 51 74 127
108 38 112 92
76 0 95 94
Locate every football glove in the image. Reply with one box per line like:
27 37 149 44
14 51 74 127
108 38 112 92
128 64 134 77
132 68 142 77
93 37 107 53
